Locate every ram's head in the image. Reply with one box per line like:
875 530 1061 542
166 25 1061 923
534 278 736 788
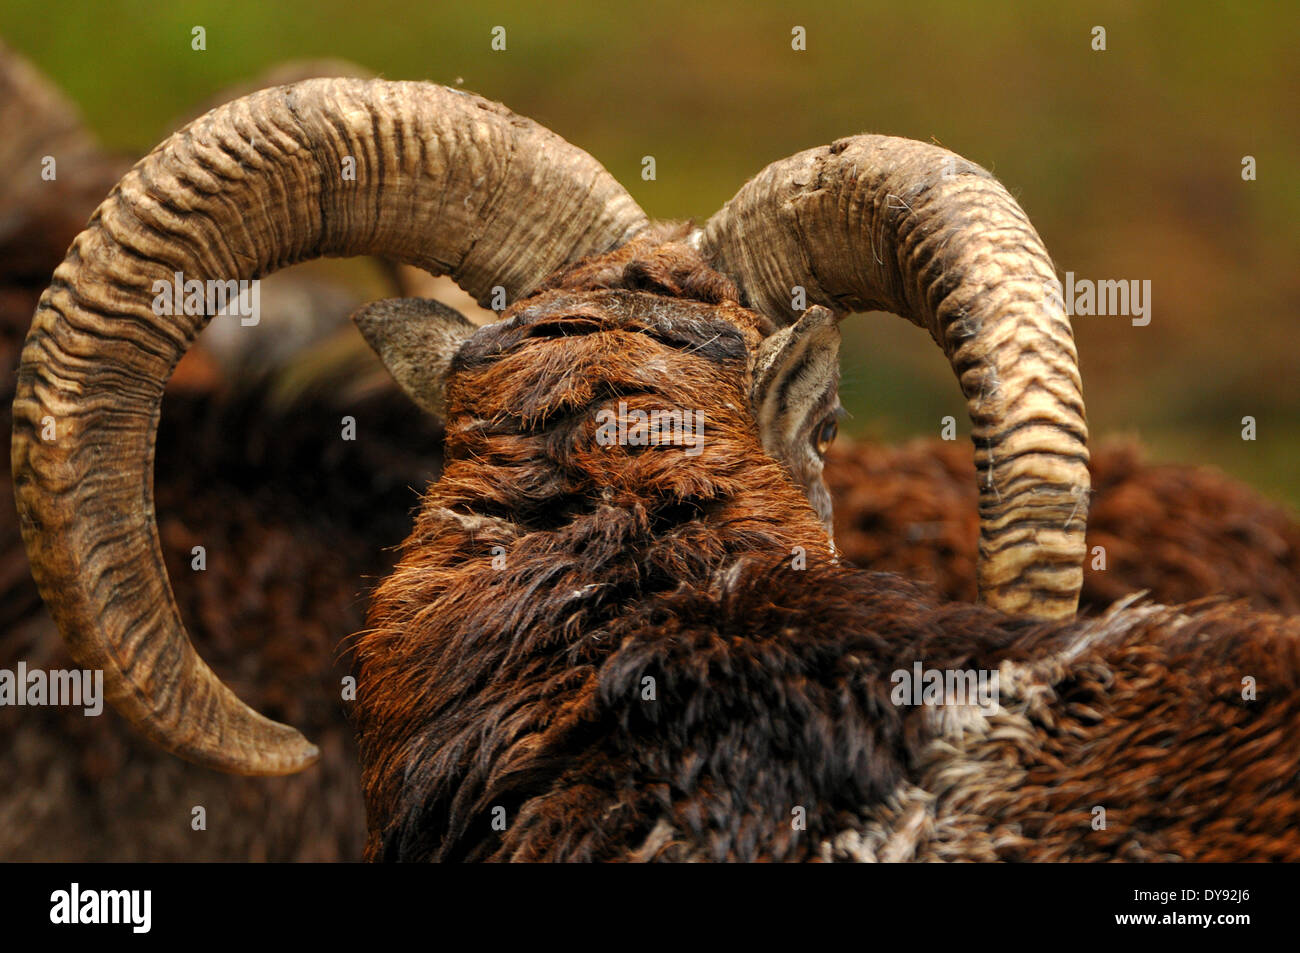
11 79 1088 776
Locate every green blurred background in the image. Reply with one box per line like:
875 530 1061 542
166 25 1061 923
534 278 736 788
3 0 1296 503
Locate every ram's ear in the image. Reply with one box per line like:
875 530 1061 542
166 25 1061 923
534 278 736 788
751 304 841 448
351 297 478 418
747 305 843 525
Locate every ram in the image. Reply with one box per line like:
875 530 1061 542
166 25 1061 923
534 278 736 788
11 79 1300 862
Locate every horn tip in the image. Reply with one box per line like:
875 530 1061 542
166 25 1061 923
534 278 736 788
226 730 321 777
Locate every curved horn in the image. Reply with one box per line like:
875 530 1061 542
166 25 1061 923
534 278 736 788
702 136 1088 619
11 78 648 775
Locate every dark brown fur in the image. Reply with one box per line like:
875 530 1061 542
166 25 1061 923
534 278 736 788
0 375 442 859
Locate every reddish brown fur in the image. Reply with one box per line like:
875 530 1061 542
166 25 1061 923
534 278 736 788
826 438 1300 614
356 243 830 859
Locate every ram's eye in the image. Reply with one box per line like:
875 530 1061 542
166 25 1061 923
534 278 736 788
813 415 838 457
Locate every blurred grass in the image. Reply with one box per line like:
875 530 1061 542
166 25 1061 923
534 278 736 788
3 0 1296 504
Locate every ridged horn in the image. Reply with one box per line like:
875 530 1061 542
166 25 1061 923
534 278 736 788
11 78 648 775
702 135 1088 619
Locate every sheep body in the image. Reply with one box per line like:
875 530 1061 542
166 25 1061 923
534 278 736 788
6 388 1296 858
353 240 1300 861
376 557 1296 861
